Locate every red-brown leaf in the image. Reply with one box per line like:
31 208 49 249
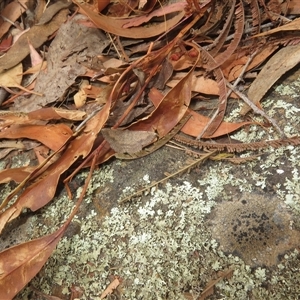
0 222 69 298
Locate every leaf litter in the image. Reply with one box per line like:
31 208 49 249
0 0 299 298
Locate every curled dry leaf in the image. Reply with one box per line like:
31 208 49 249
122 1 186 28
74 0 186 38
97 0 110 12
74 80 90 108
148 83 252 138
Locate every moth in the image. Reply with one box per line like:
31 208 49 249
101 128 157 154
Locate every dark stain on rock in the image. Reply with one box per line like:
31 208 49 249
207 192 300 266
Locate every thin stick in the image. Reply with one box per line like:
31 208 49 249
107 33 122 60
226 81 284 137
229 49 258 94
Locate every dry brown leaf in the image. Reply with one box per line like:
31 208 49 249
0 166 36 184
154 58 174 89
0 35 13 52
125 42 200 138
167 74 219 95
36 0 72 25
241 43 300 115
0 63 22 87
148 87 163 108
0 9 69 73
122 1 186 28
0 124 72 151
0 63 43 96
74 0 185 38
28 107 86 121
0 220 70 298
128 64 193 136
0 111 31 126
97 0 110 12
102 58 125 69
0 0 27 39
142 86 253 138
222 44 278 82
0 93 112 233
283 0 300 14
0 108 84 127
13 14 109 112
181 109 253 138
74 80 89 108
100 276 121 299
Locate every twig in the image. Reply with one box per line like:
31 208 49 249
196 106 218 140
226 81 284 137
116 36 130 62
107 33 122 60
228 49 258 94
75 107 103 133
0 15 22 30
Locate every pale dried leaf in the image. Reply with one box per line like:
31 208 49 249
74 80 89 108
0 63 22 87
28 39 43 66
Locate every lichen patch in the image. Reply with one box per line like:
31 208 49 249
208 192 300 267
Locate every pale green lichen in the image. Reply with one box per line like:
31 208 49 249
275 84 298 97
